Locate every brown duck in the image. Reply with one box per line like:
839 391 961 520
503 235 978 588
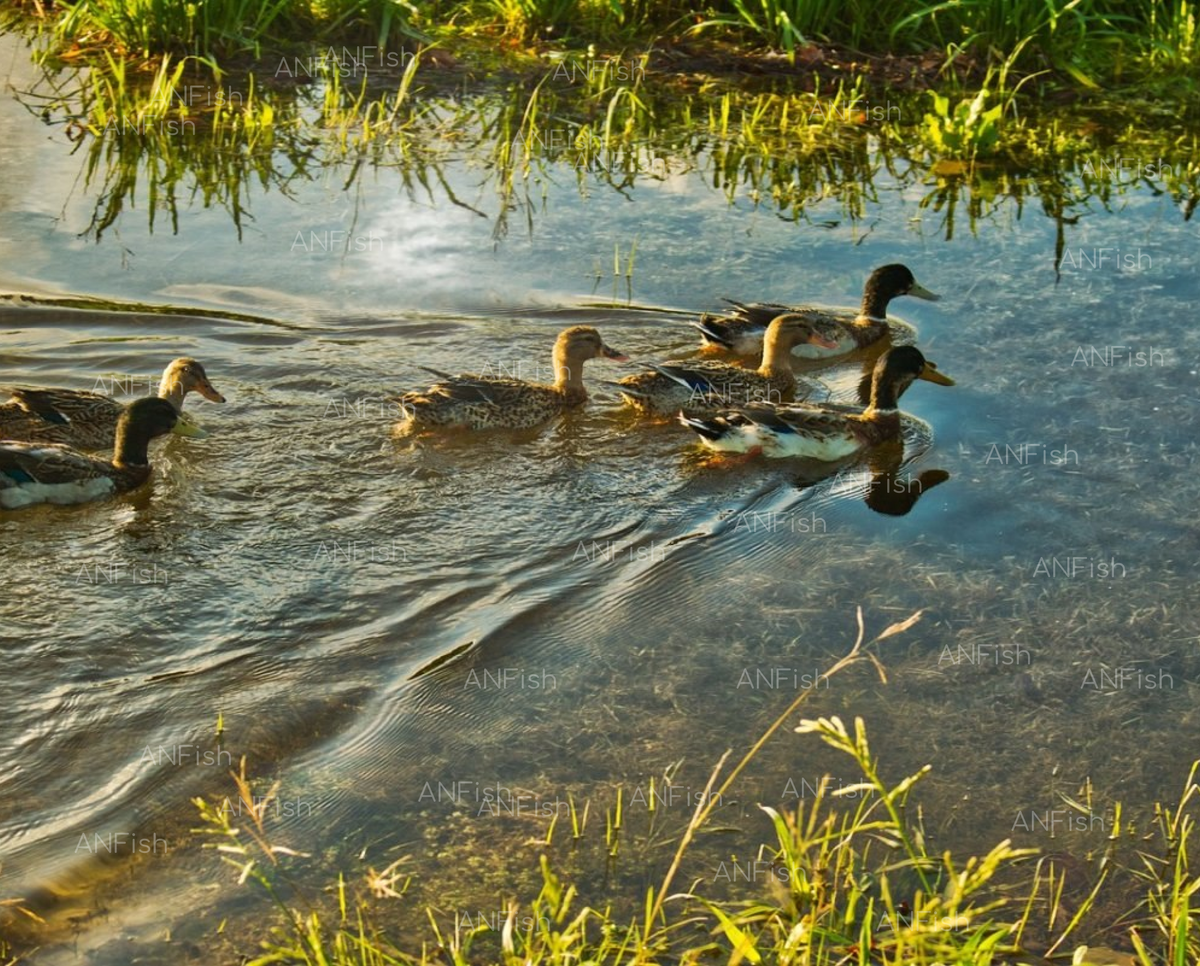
396 326 628 431
615 314 841 416
0 357 224 449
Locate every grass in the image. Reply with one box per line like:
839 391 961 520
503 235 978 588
14 32 1200 247
12 0 1200 90
170 609 1200 965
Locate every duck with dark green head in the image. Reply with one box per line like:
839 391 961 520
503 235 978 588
679 346 954 459
692 264 940 357
0 397 203 509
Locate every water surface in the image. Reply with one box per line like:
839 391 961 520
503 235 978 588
1 28 1197 962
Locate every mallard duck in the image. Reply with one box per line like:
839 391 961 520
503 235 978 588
692 264 940 357
0 398 203 510
679 346 954 459
615 314 842 416
0 357 224 449
396 326 628 431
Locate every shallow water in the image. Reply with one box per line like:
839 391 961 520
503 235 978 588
1 29 1199 962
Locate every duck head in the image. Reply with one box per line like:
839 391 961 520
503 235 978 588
159 358 225 407
554 326 629 389
867 345 954 412
862 264 940 318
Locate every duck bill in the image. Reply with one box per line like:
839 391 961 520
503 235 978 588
171 413 209 438
197 379 226 403
811 334 842 350
919 363 955 386
602 345 630 362
908 281 941 302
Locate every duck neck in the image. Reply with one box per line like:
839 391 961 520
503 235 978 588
157 375 186 412
868 377 901 414
860 284 891 321
113 423 153 468
553 346 586 396
757 329 794 377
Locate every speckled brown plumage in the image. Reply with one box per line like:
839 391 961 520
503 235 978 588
0 358 224 450
396 326 628 432
0 398 187 509
680 346 955 459
617 314 841 416
692 264 940 357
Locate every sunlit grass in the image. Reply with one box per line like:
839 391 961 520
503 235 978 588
181 610 1200 965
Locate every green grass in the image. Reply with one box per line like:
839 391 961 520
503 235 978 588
13 0 1200 87
176 610 1200 965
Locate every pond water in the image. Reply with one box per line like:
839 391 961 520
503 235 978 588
1 28 1198 963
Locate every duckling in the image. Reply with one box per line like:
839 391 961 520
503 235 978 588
396 326 628 431
693 264 940 357
615 314 841 416
0 398 202 510
0 357 224 449
679 346 954 459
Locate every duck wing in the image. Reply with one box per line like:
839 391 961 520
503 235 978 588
0 441 113 485
4 387 123 427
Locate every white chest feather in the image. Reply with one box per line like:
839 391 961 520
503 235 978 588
763 431 862 460
0 476 117 509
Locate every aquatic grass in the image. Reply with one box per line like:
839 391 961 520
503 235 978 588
187 607 1200 964
16 20 1200 243
44 0 306 61
17 0 1200 87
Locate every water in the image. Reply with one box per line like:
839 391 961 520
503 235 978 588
2 30 1198 962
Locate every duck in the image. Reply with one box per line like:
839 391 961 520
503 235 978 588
692 264 940 357
679 346 954 459
615 314 842 416
0 397 203 510
396 326 628 431
0 357 224 449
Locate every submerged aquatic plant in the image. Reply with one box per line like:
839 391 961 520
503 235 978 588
176 608 1197 964
921 87 1004 160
